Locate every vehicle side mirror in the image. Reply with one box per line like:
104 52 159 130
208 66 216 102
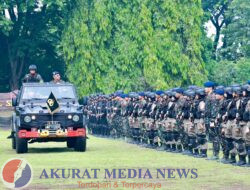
12 97 17 107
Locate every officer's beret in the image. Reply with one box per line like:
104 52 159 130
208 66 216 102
204 81 216 88
214 89 224 95
175 88 184 94
119 94 126 98
155 90 164 95
138 92 145 97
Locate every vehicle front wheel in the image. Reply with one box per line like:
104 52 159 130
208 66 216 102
16 134 28 154
74 137 86 152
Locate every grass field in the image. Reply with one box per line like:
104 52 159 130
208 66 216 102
0 128 250 190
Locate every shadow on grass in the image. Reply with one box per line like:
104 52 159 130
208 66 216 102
28 147 75 154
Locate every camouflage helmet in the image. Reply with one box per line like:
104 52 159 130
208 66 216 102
29 64 37 71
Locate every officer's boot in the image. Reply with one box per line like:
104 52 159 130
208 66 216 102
235 155 247 166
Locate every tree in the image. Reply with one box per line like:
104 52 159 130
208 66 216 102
202 0 232 58
0 0 71 90
62 0 207 97
209 58 250 85
219 0 250 60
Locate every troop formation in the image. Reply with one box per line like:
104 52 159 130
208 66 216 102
84 81 250 167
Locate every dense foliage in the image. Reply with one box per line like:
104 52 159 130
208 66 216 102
62 0 207 96
0 0 249 94
0 0 73 91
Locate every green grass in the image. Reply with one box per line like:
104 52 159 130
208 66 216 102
0 128 250 190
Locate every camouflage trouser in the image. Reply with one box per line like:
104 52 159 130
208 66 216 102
131 117 140 141
183 120 193 149
155 119 163 145
173 119 183 150
194 119 207 150
232 121 247 156
144 118 154 145
164 118 176 146
122 116 130 138
243 122 250 157
139 117 147 144
243 122 250 146
208 120 220 155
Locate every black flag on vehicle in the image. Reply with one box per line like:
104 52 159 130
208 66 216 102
46 92 60 114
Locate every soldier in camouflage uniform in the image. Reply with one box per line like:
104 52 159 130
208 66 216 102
193 88 207 157
242 82 250 166
22 65 43 83
173 88 186 153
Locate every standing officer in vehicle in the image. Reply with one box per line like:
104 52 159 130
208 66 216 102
50 71 64 84
22 65 43 83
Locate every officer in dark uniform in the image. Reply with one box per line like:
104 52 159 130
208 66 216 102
22 65 43 83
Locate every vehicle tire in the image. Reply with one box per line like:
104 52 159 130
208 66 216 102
12 133 16 149
16 134 28 154
74 137 86 152
67 138 76 148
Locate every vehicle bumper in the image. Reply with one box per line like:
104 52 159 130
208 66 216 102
18 128 86 138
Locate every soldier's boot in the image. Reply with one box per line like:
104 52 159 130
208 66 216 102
193 149 199 157
165 144 171 151
197 149 207 158
235 155 247 166
220 152 230 163
185 147 193 156
207 150 219 160
175 144 182 153
185 137 196 156
224 153 236 164
182 146 189 155
245 155 250 167
170 144 176 152
207 140 220 160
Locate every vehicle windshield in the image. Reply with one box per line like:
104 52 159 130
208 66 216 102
21 86 76 100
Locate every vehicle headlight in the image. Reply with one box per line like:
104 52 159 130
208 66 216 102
68 115 72 119
31 115 36 120
72 115 79 122
24 116 31 123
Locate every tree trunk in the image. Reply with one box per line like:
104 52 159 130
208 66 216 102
7 40 25 91
212 26 221 59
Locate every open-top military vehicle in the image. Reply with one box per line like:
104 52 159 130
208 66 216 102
11 83 86 153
